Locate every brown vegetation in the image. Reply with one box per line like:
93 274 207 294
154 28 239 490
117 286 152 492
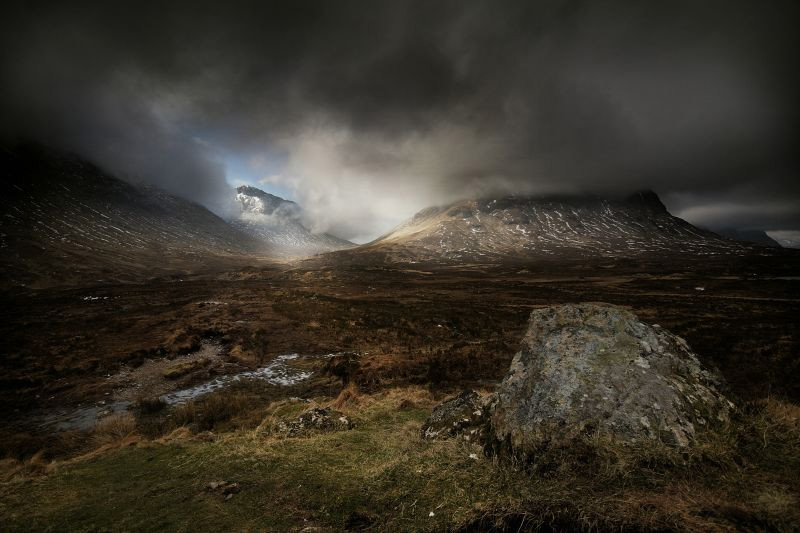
0 255 798 529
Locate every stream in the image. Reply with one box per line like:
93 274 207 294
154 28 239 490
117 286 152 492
33 352 333 432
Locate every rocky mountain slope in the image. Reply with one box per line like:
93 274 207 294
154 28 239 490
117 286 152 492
0 145 268 287
328 191 752 264
230 185 354 257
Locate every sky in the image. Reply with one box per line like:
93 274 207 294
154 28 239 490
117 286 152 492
1 0 797 243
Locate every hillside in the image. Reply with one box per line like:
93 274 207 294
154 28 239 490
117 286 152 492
0 145 269 287
326 192 753 264
715 228 782 247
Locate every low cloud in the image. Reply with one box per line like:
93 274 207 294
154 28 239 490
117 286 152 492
1 1 797 240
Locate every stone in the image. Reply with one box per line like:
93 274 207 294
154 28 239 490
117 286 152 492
221 482 240 495
206 480 241 499
279 407 354 436
487 303 733 454
421 390 489 440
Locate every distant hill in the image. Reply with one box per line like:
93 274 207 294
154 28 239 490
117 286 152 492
321 191 753 264
229 185 354 257
767 231 800 249
0 144 269 287
714 228 782 248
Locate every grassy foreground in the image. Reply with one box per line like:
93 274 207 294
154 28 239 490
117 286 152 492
1 387 799 531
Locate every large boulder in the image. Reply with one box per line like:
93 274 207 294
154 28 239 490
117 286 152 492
488 303 733 454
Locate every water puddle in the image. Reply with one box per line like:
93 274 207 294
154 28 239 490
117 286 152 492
160 353 320 405
33 400 132 432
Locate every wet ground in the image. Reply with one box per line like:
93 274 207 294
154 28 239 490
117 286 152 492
21 344 340 432
1 254 799 439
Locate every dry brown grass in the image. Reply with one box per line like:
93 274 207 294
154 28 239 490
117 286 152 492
381 385 437 410
228 344 258 366
162 327 201 354
329 383 364 409
91 413 138 446
170 392 266 432
155 426 193 444
0 452 50 481
759 397 800 431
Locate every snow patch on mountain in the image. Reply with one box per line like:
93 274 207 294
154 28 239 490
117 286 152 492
230 186 353 257
347 191 760 263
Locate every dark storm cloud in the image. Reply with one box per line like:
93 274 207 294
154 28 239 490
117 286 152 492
1 0 797 238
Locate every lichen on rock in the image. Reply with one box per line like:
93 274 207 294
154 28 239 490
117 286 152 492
487 303 733 456
420 390 489 441
277 406 354 436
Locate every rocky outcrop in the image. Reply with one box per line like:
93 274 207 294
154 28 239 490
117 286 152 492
487 304 733 454
420 390 489 441
278 407 353 436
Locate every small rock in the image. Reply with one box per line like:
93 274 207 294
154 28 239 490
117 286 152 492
206 481 225 491
222 483 241 495
421 390 489 440
279 407 354 436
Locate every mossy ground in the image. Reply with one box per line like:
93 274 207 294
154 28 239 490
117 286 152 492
1 388 798 531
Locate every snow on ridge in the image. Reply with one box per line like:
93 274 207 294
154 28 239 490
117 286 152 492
230 187 353 257
364 195 753 261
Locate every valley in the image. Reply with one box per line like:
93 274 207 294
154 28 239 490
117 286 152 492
3 2 798 529
1 146 799 531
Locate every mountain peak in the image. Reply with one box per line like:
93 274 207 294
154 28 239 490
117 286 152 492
625 190 667 212
235 185 298 217
231 185 353 257
235 185 292 204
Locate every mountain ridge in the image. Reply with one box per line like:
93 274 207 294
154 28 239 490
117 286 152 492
324 191 757 264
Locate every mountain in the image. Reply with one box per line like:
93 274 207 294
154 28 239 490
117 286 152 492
0 144 268 287
325 191 752 264
714 228 782 248
229 185 354 257
768 231 800 249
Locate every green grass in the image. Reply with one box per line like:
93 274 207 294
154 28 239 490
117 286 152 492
1 392 798 531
